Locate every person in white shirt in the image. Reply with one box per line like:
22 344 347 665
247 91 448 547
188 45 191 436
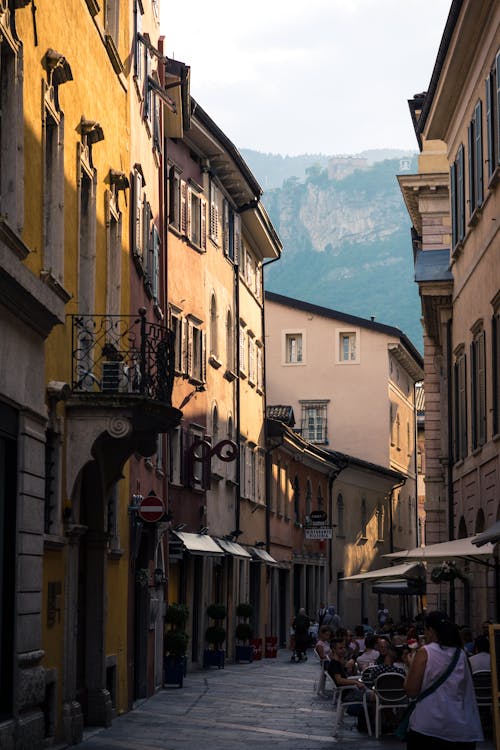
356 633 380 671
469 635 491 673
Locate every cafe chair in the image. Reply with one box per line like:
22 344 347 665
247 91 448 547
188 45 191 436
371 671 408 738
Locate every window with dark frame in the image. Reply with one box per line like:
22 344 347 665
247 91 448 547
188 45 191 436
468 100 483 217
453 350 468 461
471 327 487 450
493 305 500 436
450 145 465 249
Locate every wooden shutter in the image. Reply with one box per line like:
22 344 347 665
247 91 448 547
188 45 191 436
475 100 483 207
152 224 160 300
180 317 187 375
457 145 465 242
186 186 192 241
471 341 477 450
496 52 500 168
201 199 207 250
134 170 143 257
468 123 475 216
234 214 241 265
239 325 246 373
186 320 193 378
486 74 494 180
478 331 486 445
180 180 187 235
201 330 207 383
459 354 468 459
450 163 457 248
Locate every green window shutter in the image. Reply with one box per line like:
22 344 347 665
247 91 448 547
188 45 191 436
475 100 483 206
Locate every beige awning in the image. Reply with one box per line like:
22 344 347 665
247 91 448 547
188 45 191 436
250 547 278 564
383 536 495 561
215 538 252 559
341 562 425 582
172 531 224 556
472 521 500 547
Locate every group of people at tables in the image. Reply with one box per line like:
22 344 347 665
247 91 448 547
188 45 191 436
313 613 491 749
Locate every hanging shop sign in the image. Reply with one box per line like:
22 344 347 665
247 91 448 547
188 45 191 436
304 527 333 540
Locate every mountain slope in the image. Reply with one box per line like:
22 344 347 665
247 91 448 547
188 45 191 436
245 153 423 351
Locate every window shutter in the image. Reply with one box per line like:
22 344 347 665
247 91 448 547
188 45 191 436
201 199 207 250
180 180 187 235
478 332 486 445
457 145 465 241
492 313 499 436
153 94 161 152
460 354 468 459
152 224 160 300
201 330 207 383
450 162 457 248
234 214 241 265
239 325 246 373
486 74 494 179
222 200 229 255
475 100 483 206
468 122 475 216
453 361 459 461
143 200 152 275
134 171 143 257
186 186 192 241
187 320 193 377
180 317 187 375
471 341 477 450
496 52 500 168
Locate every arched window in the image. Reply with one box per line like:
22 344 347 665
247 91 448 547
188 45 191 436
293 476 300 523
475 509 485 535
458 516 468 539
306 479 312 517
317 483 323 509
337 493 344 536
210 293 218 358
377 503 384 541
361 497 367 538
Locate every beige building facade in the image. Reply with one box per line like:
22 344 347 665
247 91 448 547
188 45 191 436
399 0 500 627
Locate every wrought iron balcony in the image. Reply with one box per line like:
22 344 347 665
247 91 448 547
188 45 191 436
71 309 175 404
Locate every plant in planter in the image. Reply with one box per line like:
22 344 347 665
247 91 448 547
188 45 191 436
203 603 226 669
164 603 189 687
235 602 255 663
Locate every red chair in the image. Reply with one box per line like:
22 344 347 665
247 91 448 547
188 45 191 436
265 636 278 658
251 638 263 660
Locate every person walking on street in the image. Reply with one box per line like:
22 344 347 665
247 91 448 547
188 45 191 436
292 607 310 662
404 610 483 750
322 605 341 633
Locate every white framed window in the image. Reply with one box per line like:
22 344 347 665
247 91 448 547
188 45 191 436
300 400 329 443
186 317 205 384
284 332 304 364
247 333 255 385
337 329 359 363
239 322 247 376
169 426 183 486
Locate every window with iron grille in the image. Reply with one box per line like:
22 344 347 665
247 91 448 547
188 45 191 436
300 400 328 443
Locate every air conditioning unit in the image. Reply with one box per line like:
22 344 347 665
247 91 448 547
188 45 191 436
101 362 129 393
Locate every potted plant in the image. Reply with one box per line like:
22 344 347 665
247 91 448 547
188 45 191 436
203 603 226 669
164 603 189 687
235 602 255 663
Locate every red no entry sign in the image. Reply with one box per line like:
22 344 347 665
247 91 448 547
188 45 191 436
138 495 165 523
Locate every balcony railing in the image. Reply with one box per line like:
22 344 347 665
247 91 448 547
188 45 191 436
71 309 175 404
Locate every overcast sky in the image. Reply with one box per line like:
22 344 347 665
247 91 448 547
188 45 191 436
160 0 451 157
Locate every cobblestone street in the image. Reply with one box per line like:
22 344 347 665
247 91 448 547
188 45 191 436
78 649 495 750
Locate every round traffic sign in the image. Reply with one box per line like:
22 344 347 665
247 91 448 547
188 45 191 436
138 494 165 523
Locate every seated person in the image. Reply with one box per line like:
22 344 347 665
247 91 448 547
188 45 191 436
375 636 390 665
315 625 332 665
353 624 366 654
469 635 491 672
393 645 411 674
357 633 380 670
365 644 406 684
327 637 368 702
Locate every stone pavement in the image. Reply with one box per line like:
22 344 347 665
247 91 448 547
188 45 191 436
78 649 496 750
